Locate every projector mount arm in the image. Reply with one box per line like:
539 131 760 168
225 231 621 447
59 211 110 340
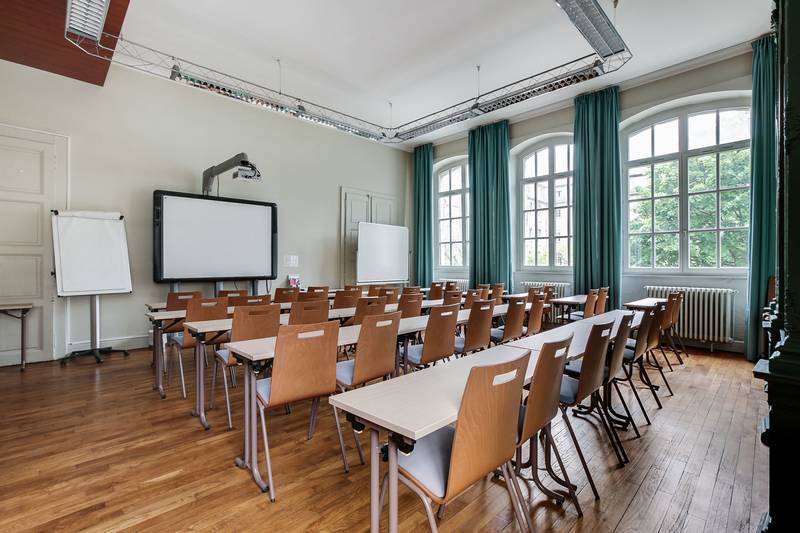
202 152 261 195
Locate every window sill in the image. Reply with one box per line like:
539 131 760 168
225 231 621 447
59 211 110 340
623 269 748 280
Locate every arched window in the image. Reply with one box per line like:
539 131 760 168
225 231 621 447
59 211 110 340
622 99 751 271
435 159 469 269
517 136 574 269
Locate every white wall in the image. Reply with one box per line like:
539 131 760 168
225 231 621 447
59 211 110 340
428 52 753 351
0 60 410 356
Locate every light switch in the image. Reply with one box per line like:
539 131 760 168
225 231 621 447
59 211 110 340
283 255 299 267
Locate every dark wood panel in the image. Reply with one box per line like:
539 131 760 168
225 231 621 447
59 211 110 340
0 0 130 86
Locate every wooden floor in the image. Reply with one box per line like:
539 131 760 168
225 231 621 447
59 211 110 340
0 347 767 532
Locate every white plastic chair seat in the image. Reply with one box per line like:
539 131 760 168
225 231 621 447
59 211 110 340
490 327 505 343
559 375 580 405
406 343 424 365
398 424 454 499
336 359 355 387
625 337 637 349
454 336 466 353
255 377 272 406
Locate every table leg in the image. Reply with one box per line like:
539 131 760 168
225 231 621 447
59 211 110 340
388 438 399 533
248 364 269 491
20 309 27 371
370 429 380 533
153 323 166 399
191 336 210 430
235 360 251 471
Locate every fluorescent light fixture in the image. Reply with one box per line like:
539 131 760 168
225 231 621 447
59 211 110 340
555 0 627 58
66 0 111 41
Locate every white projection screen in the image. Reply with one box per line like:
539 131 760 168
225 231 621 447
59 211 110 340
153 191 277 282
356 222 409 283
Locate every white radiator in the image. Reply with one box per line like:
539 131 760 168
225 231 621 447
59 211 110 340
441 278 470 292
644 285 736 344
520 281 571 298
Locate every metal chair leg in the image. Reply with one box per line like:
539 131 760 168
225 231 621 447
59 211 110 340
666 331 684 365
351 426 365 465
624 363 651 425
593 392 626 466
651 350 674 396
257 403 276 502
222 364 233 430
209 360 218 409
308 397 320 440
637 359 662 408
503 462 533 533
613 378 640 438
332 404 350 473
560 406 600 500
659 343 675 372
545 424 582 517
177 348 187 399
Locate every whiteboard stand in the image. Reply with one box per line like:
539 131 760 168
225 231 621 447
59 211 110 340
61 295 129 364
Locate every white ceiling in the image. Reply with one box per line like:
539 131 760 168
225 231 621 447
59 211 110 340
120 0 772 147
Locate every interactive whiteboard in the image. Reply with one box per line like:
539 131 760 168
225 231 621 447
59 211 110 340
356 222 409 283
52 211 133 296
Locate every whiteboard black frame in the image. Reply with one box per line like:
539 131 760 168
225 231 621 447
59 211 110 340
152 190 278 283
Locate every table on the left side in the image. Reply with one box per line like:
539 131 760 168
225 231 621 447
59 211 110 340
1 303 33 370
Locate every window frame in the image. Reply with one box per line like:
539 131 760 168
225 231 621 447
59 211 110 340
434 158 470 274
516 136 575 273
621 98 752 277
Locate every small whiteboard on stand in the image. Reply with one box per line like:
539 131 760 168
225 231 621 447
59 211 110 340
52 211 133 296
356 222 409 283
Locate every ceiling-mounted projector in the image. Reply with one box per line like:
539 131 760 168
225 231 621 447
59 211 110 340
202 152 261 194
232 161 261 181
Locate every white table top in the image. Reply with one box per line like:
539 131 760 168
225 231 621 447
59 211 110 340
624 297 667 309
550 294 587 305
0 303 33 311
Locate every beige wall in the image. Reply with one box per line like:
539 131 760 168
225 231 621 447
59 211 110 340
0 60 410 356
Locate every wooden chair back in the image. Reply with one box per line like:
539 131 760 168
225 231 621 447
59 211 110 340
490 283 505 304
526 296 545 335
228 295 271 307
420 304 460 365
499 296 527 342
632 308 655 360
219 289 247 298
352 312 402 384
183 297 229 345
230 304 281 342
274 287 300 303
519 336 572 443
378 287 400 304
477 283 491 291
299 286 329 301
402 286 421 295
164 291 201 333
670 291 684 327
595 287 609 315
462 300 495 352
268 321 339 406
542 286 555 304
443 290 462 306
526 287 541 301
607 313 634 382
647 304 667 351
444 352 530 503
288 299 329 325
663 293 680 329
428 282 444 300
332 289 362 309
464 289 484 309
397 293 423 318
583 289 599 319
345 296 387 326
574 320 614 402
444 281 460 292
344 285 361 291
367 285 384 297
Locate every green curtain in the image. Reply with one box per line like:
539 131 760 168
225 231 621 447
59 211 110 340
745 35 778 361
572 86 622 308
413 143 434 287
468 120 512 289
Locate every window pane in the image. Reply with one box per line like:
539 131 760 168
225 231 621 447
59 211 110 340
568 207 573 235
524 211 536 238
523 155 536 179
440 244 451 266
720 189 750 228
524 240 536 266
689 231 717 267
536 239 549 266
465 193 470 217
554 178 568 207
628 166 652 199
451 219 462 241
689 193 717 229
568 177 573 205
536 210 549 237
536 181 549 208
688 112 717 149
451 243 463 267
688 154 717 192
629 235 653 267
555 238 570 266
439 220 450 242
719 109 751 144
450 194 462 218
438 196 450 219
438 172 449 193
720 229 748 267
450 166 462 190
554 144 570 173
654 197 679 232
628 127 652 161
653 118 679 156
523 183 536 210
654 233 680 268
653 160 679 196
628 200 652 233
536 148 549 176
554 207 569 236
569 145 574 171
719 148 751 188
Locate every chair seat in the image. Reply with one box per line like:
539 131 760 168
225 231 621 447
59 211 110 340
623 347 636 362
215 348 237 366
490 327 505 343
406 343 424 365
454 336 466 353
567 312 585 321
255 377 272 406
336 359 355 387
559 375 580 405
564 359 609 381
168 331 195 349
398 425 454 499
625 338 636 349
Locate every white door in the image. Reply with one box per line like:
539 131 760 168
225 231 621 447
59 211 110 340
370 193 398 225
0 125 68 366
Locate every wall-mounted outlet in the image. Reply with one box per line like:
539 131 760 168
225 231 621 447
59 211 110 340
283 255 299 267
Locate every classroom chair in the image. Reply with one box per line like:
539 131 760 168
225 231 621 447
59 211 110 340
288 299 329 325
643 304 674 395
512 336 580 519
299 286 329 301
490 295 527 344
382 352 532 533
162 291 202 397
658 292 684 367
255 321 349 502
444 281 460 292
343 296 386 326
367 284 384 297
211 304 280 429
669 291 688 356
558 320 615 498
378 287 400 304
477 283 491 291
332 288 361 309
454 300 494 355
228 295 271 307
463 288 484 309
274 287 300 303
621 307 662 417
442 290 462 306
566 289 598 321
344 284 361 291
541 286 555 323
219 289 247 298
428 281 444 301
524 295 545 336
397 293 423 318
403 304 459 372
402 286 421 294
490 283 505 304
569 287 607 320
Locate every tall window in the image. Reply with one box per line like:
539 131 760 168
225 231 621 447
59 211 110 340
518 139 574 268
624 104 751 271
436 162 469 268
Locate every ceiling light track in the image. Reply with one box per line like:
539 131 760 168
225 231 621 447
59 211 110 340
65 0 631 144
